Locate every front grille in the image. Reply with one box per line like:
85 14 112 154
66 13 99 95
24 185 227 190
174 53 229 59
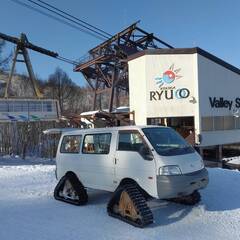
184 169 204 176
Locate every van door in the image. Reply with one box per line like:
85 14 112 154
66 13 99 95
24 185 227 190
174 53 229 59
114 130 157 197
57 134 83 180
79 132 115 191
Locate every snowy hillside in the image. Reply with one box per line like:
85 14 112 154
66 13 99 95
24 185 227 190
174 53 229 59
0 158 239 240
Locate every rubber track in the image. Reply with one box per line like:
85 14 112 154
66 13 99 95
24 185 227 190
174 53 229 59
169 190 201 205
54 173 88 206
107 184 153 228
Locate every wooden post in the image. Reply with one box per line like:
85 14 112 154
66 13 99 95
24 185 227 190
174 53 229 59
199 147 204 158
109 66 116 113
164 118 168 126
216 145 223 167
93 78 99 110
93 90 97 110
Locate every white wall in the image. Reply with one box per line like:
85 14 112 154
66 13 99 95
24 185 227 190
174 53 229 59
198 54 240 146
145 54 198 118
129 53 199 124
128 56 147 125
198 55 240 116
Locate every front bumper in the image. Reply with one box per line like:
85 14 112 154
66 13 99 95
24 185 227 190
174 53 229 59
157 168 209 199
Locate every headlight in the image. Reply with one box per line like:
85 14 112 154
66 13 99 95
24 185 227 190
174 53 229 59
159 165 182 176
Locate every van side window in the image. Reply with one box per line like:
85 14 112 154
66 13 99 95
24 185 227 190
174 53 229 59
82 133 111 154
60 135 82 153
118 131 145 152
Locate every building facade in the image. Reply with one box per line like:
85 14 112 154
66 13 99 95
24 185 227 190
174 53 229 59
128 48 240 147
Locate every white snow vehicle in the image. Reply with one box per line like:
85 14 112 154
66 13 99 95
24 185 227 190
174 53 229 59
53 126 209 227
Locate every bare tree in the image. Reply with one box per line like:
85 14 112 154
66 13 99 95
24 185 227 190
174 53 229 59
0 40 11 72
45 67 76 113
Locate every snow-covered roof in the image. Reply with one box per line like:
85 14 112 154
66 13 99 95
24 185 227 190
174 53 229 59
80 110 102 116
112 106 130 113
43 128 78 135
80 106 130 116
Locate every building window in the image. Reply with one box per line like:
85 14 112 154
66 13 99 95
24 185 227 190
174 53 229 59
29 101 42 112
202 115 238 131
213 116 224 131
60 135 82 153
43 101 52 112
147 118 164 125
236 118 240 129
82 133 111 154
13 101 28 112
0 101 8 112
224 116 235 130
201 117 214 131
8 102 14 112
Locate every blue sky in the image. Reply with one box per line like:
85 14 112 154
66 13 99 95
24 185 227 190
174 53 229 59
0 0 239 86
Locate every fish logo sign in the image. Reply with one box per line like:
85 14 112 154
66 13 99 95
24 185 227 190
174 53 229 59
150 64 190 101
155 64 182 88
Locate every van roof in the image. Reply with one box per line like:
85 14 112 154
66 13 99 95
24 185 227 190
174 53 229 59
61 125 167 135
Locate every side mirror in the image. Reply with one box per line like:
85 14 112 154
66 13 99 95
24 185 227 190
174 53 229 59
140 146 153 161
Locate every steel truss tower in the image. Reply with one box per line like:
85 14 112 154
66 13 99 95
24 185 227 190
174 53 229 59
74 22 173 112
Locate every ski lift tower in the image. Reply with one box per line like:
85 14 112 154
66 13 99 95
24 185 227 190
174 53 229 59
74 22 174 113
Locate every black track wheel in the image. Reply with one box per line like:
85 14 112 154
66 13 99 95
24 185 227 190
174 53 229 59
107 184 153 228
54 172 88 206
169 190 201 206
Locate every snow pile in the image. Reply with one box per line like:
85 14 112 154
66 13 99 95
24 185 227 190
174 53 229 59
0 159 240 240
223 156 240 165
0 155 55 166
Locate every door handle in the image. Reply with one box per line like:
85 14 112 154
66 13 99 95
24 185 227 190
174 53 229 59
114 158 118 164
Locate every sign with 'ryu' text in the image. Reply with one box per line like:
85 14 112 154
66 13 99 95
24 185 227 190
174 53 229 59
149 64 190 101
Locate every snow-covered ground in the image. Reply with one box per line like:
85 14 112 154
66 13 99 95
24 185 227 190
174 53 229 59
0 157 240 240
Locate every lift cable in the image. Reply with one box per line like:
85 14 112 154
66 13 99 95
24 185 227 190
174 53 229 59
56 56 78 66
9 0 107 41
35 0 112 38
25 0 110 40
0 31 79 66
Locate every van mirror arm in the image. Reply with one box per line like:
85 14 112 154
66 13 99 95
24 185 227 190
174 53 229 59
139 146 154 161
144 154 154 161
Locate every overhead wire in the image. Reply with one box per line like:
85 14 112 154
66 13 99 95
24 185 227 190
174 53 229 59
35 0 112 38
25 0 110 40
9 0 107 41
57 56 78 65
9 0 113 65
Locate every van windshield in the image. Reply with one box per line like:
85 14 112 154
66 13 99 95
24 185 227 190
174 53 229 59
142 127 195 156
